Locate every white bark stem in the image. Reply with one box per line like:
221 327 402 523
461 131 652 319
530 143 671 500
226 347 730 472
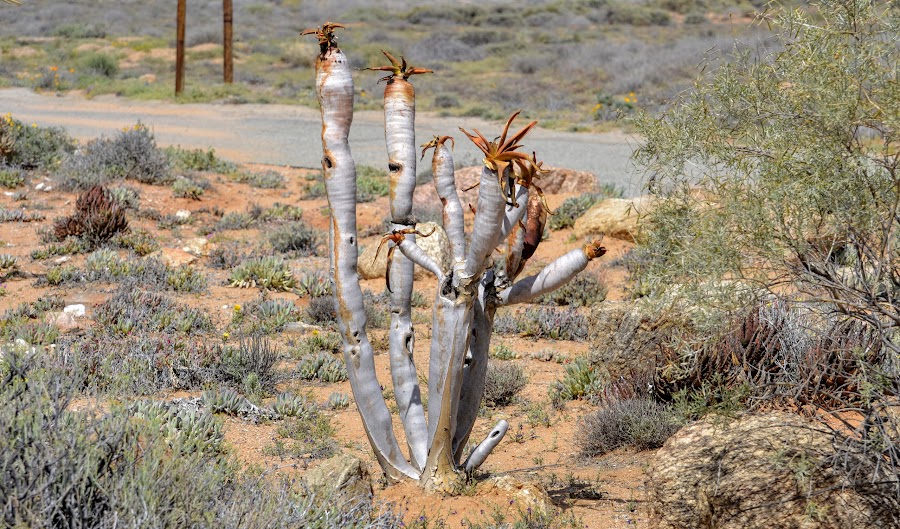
498 247 591 306
422 283 474 490
316 45 417 481
397 238 444 280
431 142 467 265
463 420 509 473
384 78 428 472
453 274 496 464
460 166 505 288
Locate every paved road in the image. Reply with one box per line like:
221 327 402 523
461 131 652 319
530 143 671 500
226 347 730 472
1 88 646 196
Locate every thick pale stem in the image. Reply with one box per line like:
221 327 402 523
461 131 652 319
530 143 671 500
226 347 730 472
463 420 509 473
431 142 466 265
386 80 417 224
387 230 428 471
499 182 529 243
460 166 505 288
384 78 428 472
422 284 474 491
316 45 417 481
397 238 444 280
453 274 496 464
499 246 594 306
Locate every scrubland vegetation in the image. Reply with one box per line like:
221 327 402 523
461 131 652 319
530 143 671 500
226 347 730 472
0 0 771 130
0 0 898 526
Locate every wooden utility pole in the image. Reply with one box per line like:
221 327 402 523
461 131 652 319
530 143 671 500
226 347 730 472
223 0 233 83
175 0 186 95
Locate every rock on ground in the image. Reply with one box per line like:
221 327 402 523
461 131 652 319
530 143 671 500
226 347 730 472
649 412 900 529
358 222 450 280
573 196 655 242
302 454 373 506
150 247 197 267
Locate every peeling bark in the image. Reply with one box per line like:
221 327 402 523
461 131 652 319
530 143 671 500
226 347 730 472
429 139 467 266
499 241 607 306
307 33 608 488
453 274 496 464
313 37 417 481
383 77 428 472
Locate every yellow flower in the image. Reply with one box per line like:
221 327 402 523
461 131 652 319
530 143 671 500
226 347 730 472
49 66 58 72
233 303 242 311
31 123 37 128
68 68 75 74
312 329 319 336
223 331 230 339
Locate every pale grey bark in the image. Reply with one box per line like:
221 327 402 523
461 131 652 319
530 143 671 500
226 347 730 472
463 420 509 473
499 246 591 306
384 79 428 472
309 27 606 490
452 275 496 464
397 238 444 280
429 140 467 265
314 42 417 480
460 166 505 287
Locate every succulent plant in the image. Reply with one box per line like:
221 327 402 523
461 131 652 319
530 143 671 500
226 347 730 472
202 388 247 415
326 392 350 410
228 256 297 291
271 391 317 418
297 352 348 383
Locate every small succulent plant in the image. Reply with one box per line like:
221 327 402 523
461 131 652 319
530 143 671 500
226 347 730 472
271 391 317 418
326 392 350 410
202 387 248 415
229 256 297 291
297 352 348 383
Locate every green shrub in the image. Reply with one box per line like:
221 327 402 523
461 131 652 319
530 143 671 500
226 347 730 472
57 123 171 190
165 146 237 173
106 185 141 210
494 306 589 340
0 207 44 222
549 358 602 404
491 343 518 360
231 169 285 188
575 398 680 457
0 165 25 188
172 175 206 199
234 296 300 334
296 270 332 297
80 52 119 77
1 350 401 527
483 361 527 407
214 335 280 393
272 391 318 418
0 113 75 169
93 286 214 335
295 331 342 357
266 410 336 461
229 256 297 290
269 221 321 255
297 351 348 383
57 332 216 394
113 228 159 255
